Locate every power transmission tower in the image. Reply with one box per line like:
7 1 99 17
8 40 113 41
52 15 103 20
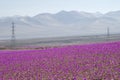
107 27 110 37
107 27 110 41
11 22 16 49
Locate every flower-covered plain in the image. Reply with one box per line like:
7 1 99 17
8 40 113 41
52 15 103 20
0 41 120 80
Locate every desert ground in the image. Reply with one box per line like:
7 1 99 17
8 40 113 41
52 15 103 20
0 33 120 49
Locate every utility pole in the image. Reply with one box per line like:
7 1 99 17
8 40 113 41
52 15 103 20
11 22 16 49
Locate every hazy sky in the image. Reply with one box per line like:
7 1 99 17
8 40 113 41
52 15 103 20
0 0 120 17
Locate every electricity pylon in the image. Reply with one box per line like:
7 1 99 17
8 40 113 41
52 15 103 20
11 22 16 49
107 27 110 41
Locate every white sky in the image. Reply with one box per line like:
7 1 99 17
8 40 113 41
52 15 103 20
0 0 120 17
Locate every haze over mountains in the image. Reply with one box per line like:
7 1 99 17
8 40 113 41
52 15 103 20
0 10 120 39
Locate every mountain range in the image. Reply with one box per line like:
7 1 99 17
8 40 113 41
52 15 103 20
0 10 120 39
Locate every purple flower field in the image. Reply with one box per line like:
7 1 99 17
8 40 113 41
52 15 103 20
0 42 120 80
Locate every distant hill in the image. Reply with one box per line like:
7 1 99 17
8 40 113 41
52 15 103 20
0 10 120 39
